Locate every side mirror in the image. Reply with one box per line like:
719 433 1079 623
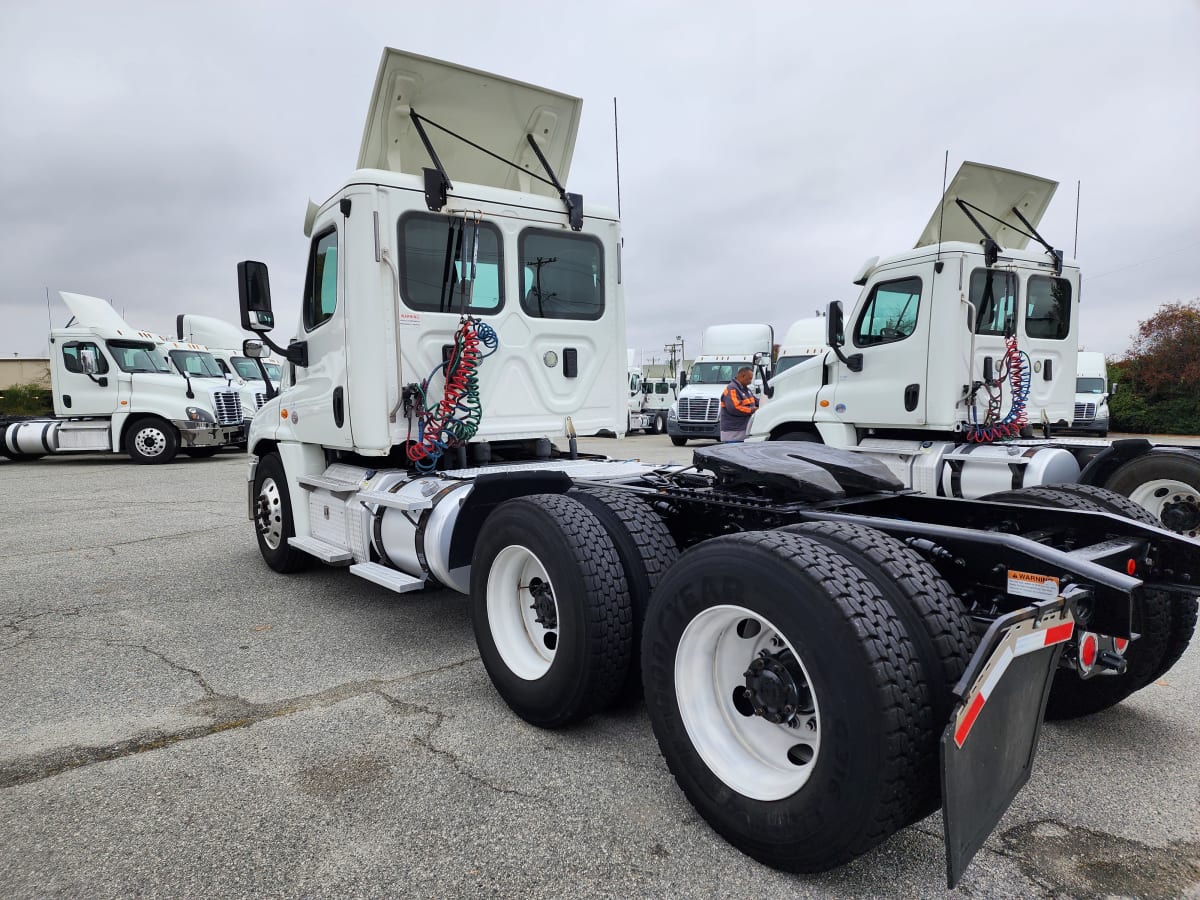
1109 382 1118 396
243 339 268 359
679 371 688 389
826 301 845 348
238 260 275 332
80 349 98 374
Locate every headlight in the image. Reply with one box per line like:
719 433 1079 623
186 406 215 423
668 404 678 420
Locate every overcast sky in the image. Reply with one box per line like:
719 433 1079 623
2 1 1198 366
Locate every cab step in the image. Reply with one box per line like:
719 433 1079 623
288 536 354 564
350 562 426 594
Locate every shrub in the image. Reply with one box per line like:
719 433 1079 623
0 382 53 416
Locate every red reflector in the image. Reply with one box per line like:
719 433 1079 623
954 693 986 748
1043 622 1074 645
1126 558 1137 576
1114 637 1129 653
1081 634 1098 668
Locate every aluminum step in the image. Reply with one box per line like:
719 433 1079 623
355 489 433 512
350 562 426 594
288 536 354 564
296 474 360 496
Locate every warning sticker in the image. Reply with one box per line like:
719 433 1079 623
1007 570 1061 601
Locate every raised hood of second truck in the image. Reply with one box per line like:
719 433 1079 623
358 48 582 198
915 162 1058 251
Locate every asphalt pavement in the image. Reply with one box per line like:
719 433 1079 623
1 436 1197 898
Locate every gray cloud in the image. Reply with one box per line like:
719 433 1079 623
2 0 1197 368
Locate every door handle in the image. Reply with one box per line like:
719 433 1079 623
333 387 344 428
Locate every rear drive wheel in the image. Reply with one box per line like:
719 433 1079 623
470 494 632 728
783 521 976 821
253 453 309 573
571 486 679 700
982 485 1174 719
670 435 688 447
642 531 929 872
126 417 179 464
648 412 664 435
1104 450 1200 537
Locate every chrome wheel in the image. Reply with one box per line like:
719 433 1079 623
133 426 167 458
675 604 820 801
486 545 559 680
257 476 284 550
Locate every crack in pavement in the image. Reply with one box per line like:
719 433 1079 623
0 655 479 790
0 524 231 562
1 604 111 651
375 690 546 803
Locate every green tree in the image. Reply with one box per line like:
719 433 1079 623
1110 299 1200 434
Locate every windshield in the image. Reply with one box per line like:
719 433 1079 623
231 356 266 381
1076 377 1106 394
107 340 170 374
687 362 752 385
263 362 282 381
169 349 224 378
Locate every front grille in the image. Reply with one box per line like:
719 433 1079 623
212 390 243 425
679 397 719 423
1073 401 1096 423
254 392 267 410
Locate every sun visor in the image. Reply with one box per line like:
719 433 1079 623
59 292 133 333
358 49 582 198
916 162 1058 250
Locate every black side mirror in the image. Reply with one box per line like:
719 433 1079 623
827 300 863 372
1109 383 1118 396
238 260 275 332
679 371 688 389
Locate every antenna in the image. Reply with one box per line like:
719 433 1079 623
935 150 949 265
613 97 622 219
45 286 52 331
1073 180 1080 259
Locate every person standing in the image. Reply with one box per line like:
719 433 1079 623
719 366 759 442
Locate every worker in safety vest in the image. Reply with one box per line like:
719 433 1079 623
719 366 759 442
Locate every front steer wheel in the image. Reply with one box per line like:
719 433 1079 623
642 530 930 872
125 417 179 464
253 453 309 573
470 494 632 728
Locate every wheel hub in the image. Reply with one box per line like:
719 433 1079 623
1160 496 1200 533
527 578 557 629
743 651 811 724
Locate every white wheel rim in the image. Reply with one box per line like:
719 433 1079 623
134 426 167 457
675 604 820 801
1128 477 1200 536
258 477 284 549
487 545 559 680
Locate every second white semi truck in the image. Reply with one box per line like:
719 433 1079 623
1 293 243 463
747 161 1200 538
233 49 1198 889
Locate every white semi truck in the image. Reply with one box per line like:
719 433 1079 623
624 349 668 434
772 316 828 376
176 313 280 425
0 293 243 463
234 50 1199 888
1069 350 1111 436
747 161 1200 537
666 323 774 446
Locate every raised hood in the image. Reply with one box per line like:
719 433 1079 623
177 314 248 352
358 48 582 198
916 162 1058 250
59 292 134 333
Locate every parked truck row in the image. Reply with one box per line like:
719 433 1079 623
230 48 1199 888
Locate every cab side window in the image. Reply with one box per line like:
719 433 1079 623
854 276 922 346
62 341 109 374
1025 276 1071 340
303 228 339 331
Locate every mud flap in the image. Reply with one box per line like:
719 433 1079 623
941 595 1078 888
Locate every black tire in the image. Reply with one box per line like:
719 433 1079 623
670 435 688 447
982 485 1174 719
647 413 663 435
570 486 680 701
184 447 220 459
773 430 822 443
253 453 309 573
1104 449 1200 537
1003 483 1160 526
642 531 929 872
783 521 976 821
125 417 179 464
656 412 667 434
470 494 632 728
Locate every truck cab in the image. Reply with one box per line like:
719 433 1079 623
667 323 773 446
1068 350 1110 436
176 314 280 426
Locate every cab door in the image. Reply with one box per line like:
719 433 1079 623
820 267 933 427
287 213 352 449
53 338 117 417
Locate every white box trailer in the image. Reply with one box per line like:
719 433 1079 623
1 293 242 463
232 51 1198 888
